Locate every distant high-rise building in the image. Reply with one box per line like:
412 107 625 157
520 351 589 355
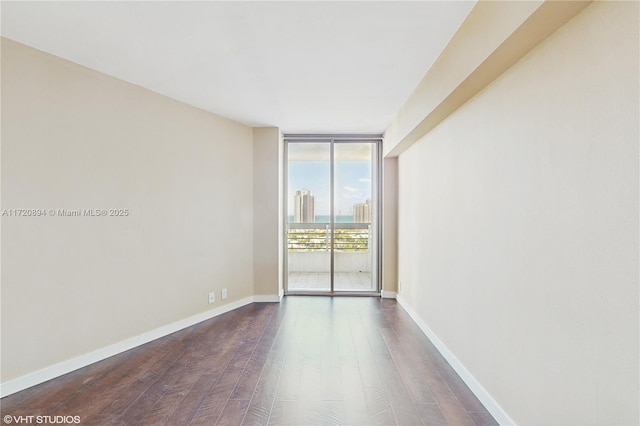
353 199 371 223
294 190 315 223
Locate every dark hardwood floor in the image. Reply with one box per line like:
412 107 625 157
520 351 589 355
1 297 497 425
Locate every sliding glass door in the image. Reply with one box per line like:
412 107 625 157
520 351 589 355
284 135 381 295
286 142 332 292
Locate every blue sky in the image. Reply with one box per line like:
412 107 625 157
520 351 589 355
288 160 371 216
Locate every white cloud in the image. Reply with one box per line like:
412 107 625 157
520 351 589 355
358 178 371 183
343 186 359 192
343 193 364 200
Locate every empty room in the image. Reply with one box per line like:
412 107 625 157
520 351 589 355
1 1 638 425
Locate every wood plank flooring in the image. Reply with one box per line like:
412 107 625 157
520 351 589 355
1 297 497 425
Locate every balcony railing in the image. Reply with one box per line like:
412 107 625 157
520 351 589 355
287 223 371 252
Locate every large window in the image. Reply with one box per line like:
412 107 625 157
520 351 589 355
284 135 382 294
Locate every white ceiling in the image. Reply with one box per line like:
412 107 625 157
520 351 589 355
1 1 475 133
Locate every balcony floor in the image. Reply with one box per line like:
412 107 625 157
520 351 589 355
287 271 374 291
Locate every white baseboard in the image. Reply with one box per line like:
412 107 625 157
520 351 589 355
381 290 397 299
253 294 282 303
0 295 280 398
396 294 516 426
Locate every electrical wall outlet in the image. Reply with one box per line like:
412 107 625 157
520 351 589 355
221 288 228 300
208 291 215 304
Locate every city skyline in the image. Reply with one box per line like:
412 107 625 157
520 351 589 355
353 199 371 223
288 160 371 217
293 189 315 223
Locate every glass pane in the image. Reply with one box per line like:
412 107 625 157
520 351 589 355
333 143 375 291
287 143 331 291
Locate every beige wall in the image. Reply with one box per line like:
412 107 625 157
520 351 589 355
382 157 398 295
253 127 283 297
397 2 638 425
1 38 254 382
